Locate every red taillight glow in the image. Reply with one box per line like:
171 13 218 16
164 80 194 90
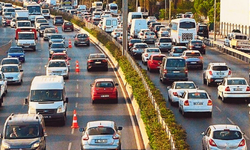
173 92 178 96
88 60 94 63
228 70 232 75
163 69 167 74
102 59 107 62
209 139 217 147
145 54 148 57
209 71 213 75
238 139 246 147
82 134 89 140
199 56 203 60
183 56 187 59
113 133 119 139
225 86 230 91
129 43 133 46
202 44 206 48
246 86 250 91
207 100 212 106
185 69 188 74
184 100 189 106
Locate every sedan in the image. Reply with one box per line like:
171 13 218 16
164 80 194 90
90 78 118 103
1 64 23 85
147 54 166 72
0 58 21 69
167 81 198 105
128 39 142 51
48 34 65 47
181 50 203 70
49 42 67 58
7 46 25 62
155 37 172 52
202 124 247 150
74 33 90 46
87 53 108 71
45 60 69 79
43 28 57 41
169 46 187 57
79 120 122 149
141 48 161 65
50 53 71 69
111 28 123 39
38 25 52 37
62 22 74 32
141 31 156 44
217 77 250 102
187 39 206 54
130 43 148 58
178 89 212 117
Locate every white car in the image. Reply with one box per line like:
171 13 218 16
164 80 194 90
141 48 161 65
217 77 250 102
0 64 23 85
45 60 69 79
178 89 212 117
35 19 49 30
141 31 156 43
157 27 170 38
202 124 247 150
138 29 150 39
167 81 198 105
111 28 123 39
0 71 8 96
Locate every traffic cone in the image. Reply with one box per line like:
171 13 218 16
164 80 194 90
71 110 79 129
55 26 58 33
68 39 72 48
75 60 80 72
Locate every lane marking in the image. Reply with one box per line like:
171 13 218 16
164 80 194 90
75 102 78 108
227 117 234 124
215 106 221 112
71 128 74 134
68 142 72 150
245 135 250 140
76 84 79 90
76 93 78 98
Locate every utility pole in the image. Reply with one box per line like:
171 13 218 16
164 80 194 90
213 0 216 41
122 0 128 56
164 0 166 20
136 0 138 11
169 0 171 23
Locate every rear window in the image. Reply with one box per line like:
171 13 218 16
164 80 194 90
88 127 115 135
130 39 141 43
153 56 164 60
212 66 228 71
213 130 242 140
160 38 172 42
186 52 201 56
56 16 63 19
166 59 186 67
227 79 247 85
132 15 142 19
147 49 159 52
145 32 155 35
175 83 196 89
48 61 66 67
95 81 114 87
65 22 72 25
235 35 247 40
89 54 105 59
191 41 203 46
188 92 208 99
136 45 148 48
2 59 18 65
173 48 187 53
179 22 195 29
198 26 208 30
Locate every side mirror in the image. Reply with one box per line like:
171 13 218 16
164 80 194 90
20 69 23 72
118 126 123 130
201 132 205 136
24 97 28 104
79 128 85 132
115 83 118 86
65 97 68 103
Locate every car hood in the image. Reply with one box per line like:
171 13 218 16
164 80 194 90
50 39 64 43
3 72 20 78
3 138 40 148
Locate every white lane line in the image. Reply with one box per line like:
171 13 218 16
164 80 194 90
215 106 221 112
76 84 79 90
227 117 234 124
76 93 79 98
245 135 250 140
75 102 78 108
68 142 72 150
71 128 74 134
39 66 41 70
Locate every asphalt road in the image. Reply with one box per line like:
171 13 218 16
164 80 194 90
134 43 250 149
0 19 142 150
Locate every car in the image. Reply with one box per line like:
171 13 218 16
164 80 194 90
149 22 161 31
178 89 212 117
62 22 74 32
10 18 16 28
90 78 118 103
111 28 123 39
0 64 23 85
7 46 25 63
0 113 47 150
2 15 12 26
48 34 65 46
140 31 156 43
169 46 187 57
35 19 48 30
53 15 64 25
0 58 22 69
128 39 142 51
187 39 206 54
38 25 52 37
74 33 90 46
181 50 203 70
92 17 101 25
138 29 150 39
157 27 170 38
79 120 122 149
117 32 131 44
167 81 198 105
87 53 108 71
0 71 8 96
130 43 148 58
43 28 57 41
217 77 250 102
155 37 173 52
153 25 165 35
202 124 247 150
147 54 166 72
203 63 232 86
49 53 71 69
141 48 161 65
49 42 67 58
45 60 69 79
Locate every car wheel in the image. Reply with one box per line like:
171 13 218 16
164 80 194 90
92 99 95 104
168 96 174 106
181 108 186 117
147 66 151 72
19 79 23 85
74 43 78 47
60 114 66 126
203 51 206 55
0 102 2 107
203 76 207 85
39 33 41 37
3 89 7 96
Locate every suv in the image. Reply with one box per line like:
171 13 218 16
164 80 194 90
53 15 64 25
203 63 232 86
62 22 74 32
0 113 47 150
159 57 188 83
187 39 206 54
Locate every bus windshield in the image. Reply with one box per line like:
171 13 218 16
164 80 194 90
27 6 41 15
179 22 195 29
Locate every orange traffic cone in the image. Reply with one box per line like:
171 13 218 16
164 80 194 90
55 26 58 33
71 110 79 129
68 39 72 48
75 60 80 72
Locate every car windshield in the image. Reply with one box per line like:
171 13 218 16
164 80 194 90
8 48 23 53
212 66 228 71
51 35 63 39
130 39 141 43
87 127 115 135
135 45 148 48
37 19 47 23
56 17 63 19
45 29 56 33
227 79 247 85
30 90 63 101
51 44 65 48
188 92 208 99
186 52 201 57
77 34 88 38
145 32 155 35
173 48 187 53
235 35 247 40
132 15 142 19
166 59 185 67
1 66 19 72
27 6 41 15
95 81 114 87
191 41 203 46
17 22 31 27
89 54 105 59
152 56 164 60
42 9 49 13
65 22 72 25
18 33 34 40
1 59 18 65
48 61 66 67
160 38 172 42
52 55 67 60
147 49 159 53
5 125 40 139
213 130 242 140
40 26 51 30
175 83 196 89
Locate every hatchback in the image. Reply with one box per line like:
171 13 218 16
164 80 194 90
130 43 148 58
155 37 173 52
187 39 206 54
74 33 90 46
181 50 203 70
147 54 166 72
87 53 108 71
169 46 187 57
7 46 25 62
62 22 74 32
53 15 64 25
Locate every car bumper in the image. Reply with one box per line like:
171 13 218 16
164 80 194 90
163 74 188 81
208 78 224 83
223 93 250 99
207 146 247 150
183 107 212 113
186 62 203 68
75 41 90 45
41 112 65 122
88 63 108 69
47 72 68 78
81 144 120 150
6 79 21 84
148 64 160 70
92 94 117 101
19 45 36 50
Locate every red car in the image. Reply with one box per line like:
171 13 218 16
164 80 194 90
49 53 71 68
147 54 166 72
62 22 74 32
91 78 118 104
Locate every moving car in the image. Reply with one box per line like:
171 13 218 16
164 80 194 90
53 15 64 25
181 50 203 70
49 42 67 58
147 54 166 72
87 53 108 71
62 22 74 32
0 58 21 69
157 27 170 38
141 31 156 43
45 60 69 79
7 46 25 63
48 34 65 46
38 25 52 37
169 46 187 57
187 39 206 54
0 64 23 85
74 33 90 46
141 48 161 65
43 28 57 41
90 78 118 103
50 53 71 69
155 37 173 52
130 43 148 58
111 28 123 39
128 39 142 51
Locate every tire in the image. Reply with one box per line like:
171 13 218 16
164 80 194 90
3 89 7 96
87 43 90 46
206 79 211 86
0 97 3 106
203 77 207 85
105 67 108 71
19 79 23 85
181 108 187 117
0 102 2 107
92 99 95 104
147 66 151 72
168 96 173 106
114 98 118 104
60 115 66 126
87 67 90 72
74 43 78 47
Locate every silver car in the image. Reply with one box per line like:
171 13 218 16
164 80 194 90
43 28 57 41
0 64 23 84
155 37 173 52
79 120 122 150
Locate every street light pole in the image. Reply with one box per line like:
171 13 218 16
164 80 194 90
164 0 166 20
122 0 128 56
213 0 216 41
169 0 171 24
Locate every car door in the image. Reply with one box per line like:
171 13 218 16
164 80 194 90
218 79 226 95
202 127 211 149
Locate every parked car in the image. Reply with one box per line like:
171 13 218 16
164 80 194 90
7 46 25 62
169 46 187 57
181 50 203 70
202 124 247 150
90 78 119 103
45 60 69 79
74 33 90 46
155 37 173 52
53 15 64 25
187 39 206 54
141 48 161 65
62 22 74 32
130 43 148 58
0 64 23 84
87 53 108 71
147 54 166 72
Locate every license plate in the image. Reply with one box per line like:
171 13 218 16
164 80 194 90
101 95 109 97
193 102 203 105
234 88 242 91
95 61 101 64
217 72 224 75
67 28 70 29
95 139 107 143
24 46 29 48
214 79 222 82
190 62 197 64
173 71 180 73
43 115 51 118
196 46 201 48
80 42 85 43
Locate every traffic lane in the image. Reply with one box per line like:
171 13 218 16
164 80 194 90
135 46 250 149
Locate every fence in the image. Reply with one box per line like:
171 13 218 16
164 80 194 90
220 22 250 38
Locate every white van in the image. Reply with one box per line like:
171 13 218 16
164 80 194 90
107 3 118 14
130 19 148 38
128 12 143 27
25 75 68 126
16 20 31 28
3 7 15 16
102 17 118 33
92 1 103 10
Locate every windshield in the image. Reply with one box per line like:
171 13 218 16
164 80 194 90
45 29 56 33
110 6 117 10
160 38 172 42
1 66 19 72
89 54 105 59
95 81 114 87
52 55 67 60
30 90 63 101
51 35 63 39
48 61 66 67
77 34 88 38
51 44 65 48
18 33 35 40
27 6 41 15
87 127 115 135
227 79 247 85
5 125 40 139
147 49 159 53
175 83 196 89
153 56 164 61
1 59 18 65
213 130 242 140
173 48 187 53
132 15 142 19
179 22 195 29
8 48 23 53
6 9 14 12
135 45 148 48
212 66 228 71
42 9 49 13
166 59 186 67
188 92 208 99
37 19 47 23
16 17 29 21
17 22 31 27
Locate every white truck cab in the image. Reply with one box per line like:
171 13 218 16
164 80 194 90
15 27 37 51
25 75 68 126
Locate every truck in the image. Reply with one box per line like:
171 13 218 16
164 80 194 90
15 10 29 21
26 2 42 23
0 72 8 107
224 32 250 51
15 27 38 51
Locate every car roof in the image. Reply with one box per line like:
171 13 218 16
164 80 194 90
1 64 19 67
173 46 187 49
87 120 115 128
150 54 166 57
49 60 66 63
184 50 200 53
209 62 227 66
210 124 241 131
134 43 147 45
95 78 114 82
184 89 207 93
225 77 246 80
6 114 42 124
173 81 195 84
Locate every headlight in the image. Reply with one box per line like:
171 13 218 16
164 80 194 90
31 142 40 148
29 106 36 114
31 43 35 45
20 55 24 57
50 51 54 54
63 69 67 73
2 142 10 149
57 105 63 113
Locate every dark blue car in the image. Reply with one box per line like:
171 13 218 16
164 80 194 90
7 46 25 62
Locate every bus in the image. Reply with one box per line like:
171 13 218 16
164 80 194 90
92 1 103 10
170 18 197 45
26 2 41 22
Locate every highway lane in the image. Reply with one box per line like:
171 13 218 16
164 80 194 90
134 44 250 149
0 20 141 150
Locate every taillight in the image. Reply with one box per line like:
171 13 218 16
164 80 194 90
183 56 187 59
113 133 119 139
246 86 250 91
173 92 178 96
102 59 107 62
145 35 147 38
199 56 203 60
207 100 212 106
190 45 194 49
225 86 230 91
155 30 157 32
209 71 213 75
88 60 94 63
238 139 246 147
185 69 188 74
87 37 89 40
209 139 217 147
184 100 189 106
145 54 148 57
228 70 232 75
163 69 167 74
82 134 89 140
202 44 206 48
129 43 133 46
